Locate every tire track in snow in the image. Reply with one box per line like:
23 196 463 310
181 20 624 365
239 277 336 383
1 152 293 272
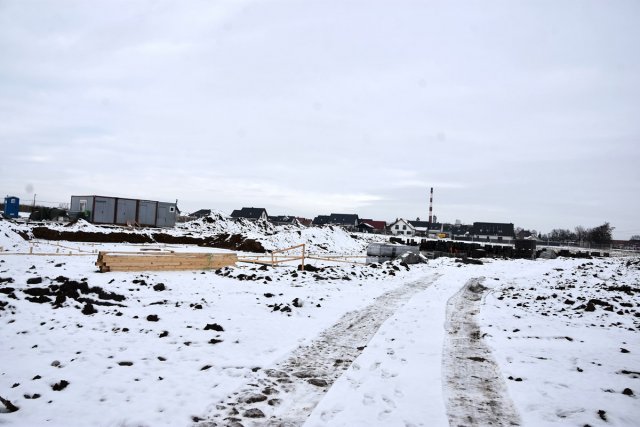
443 277 521 427
198 273 440 427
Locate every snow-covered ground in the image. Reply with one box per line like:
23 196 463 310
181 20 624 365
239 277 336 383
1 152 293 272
1 219 638 426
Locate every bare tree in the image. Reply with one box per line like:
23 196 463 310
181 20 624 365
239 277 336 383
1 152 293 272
575 225 587 242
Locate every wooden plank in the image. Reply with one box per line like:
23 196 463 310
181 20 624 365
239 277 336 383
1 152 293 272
101 255 237 264
101 253 220 259
306 256 367 265
100 258 236 265
0 253 94 257
101 264 233 272
271 243 305 255
96 251 237 272
100 253 236 261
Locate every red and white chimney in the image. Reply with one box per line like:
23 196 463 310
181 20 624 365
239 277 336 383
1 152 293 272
428 187 433 224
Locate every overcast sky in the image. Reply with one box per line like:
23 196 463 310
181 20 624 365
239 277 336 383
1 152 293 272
1 0 639 238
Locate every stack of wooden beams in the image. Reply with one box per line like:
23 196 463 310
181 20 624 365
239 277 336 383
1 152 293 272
96 251 237 272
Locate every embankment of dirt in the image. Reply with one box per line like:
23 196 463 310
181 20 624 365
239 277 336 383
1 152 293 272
30 227 266 253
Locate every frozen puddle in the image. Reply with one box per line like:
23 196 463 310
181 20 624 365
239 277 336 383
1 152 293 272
198 274 440 426
443 277 521 427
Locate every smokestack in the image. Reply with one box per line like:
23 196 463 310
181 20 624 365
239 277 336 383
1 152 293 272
428 187 433 224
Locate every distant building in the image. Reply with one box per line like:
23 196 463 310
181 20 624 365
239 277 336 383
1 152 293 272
268 215 297 226
472 222 515 243
70 195 178 227
190 209 212 219
230 207 268 221
448 223 474 238
408 220 442 236
312 213 359 230
358 219 387 234
295 217 313 227
312 215 332 226
388 219 415 236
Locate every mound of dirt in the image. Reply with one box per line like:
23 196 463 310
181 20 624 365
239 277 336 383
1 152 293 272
30 226 266 253
201 234 266 253
20 275 126 313
32 227 152 244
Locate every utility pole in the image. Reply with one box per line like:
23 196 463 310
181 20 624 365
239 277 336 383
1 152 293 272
27 193 36 224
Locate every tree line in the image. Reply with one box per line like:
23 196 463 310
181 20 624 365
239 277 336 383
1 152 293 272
538 222 615 245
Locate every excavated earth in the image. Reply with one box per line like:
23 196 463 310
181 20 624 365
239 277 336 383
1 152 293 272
28 227 266 253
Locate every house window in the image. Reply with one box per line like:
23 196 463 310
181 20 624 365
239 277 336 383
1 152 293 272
403 225 406 230
395 225 399 230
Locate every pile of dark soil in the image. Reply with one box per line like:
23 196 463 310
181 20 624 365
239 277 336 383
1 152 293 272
18 275 126 314
29 227 266 253
200 234 266 253
32 227 152 244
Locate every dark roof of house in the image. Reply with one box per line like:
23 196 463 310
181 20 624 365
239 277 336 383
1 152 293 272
329 213 359 225
313 214 359 226
191 209 212 218
359 219 387 230
269 215 295 223
409 221 442 229
312 215 332 225
449 224 473 235
404 221 473 235
472 222 515 237
230 207 268 219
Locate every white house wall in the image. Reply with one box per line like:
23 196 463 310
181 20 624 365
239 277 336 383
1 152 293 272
390 219 415 236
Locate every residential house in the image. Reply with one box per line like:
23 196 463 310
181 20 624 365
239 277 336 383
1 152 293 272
190 209 212 219
472 222 515 243
408 220 445 237
388 219 416 236
357 219 387 234
357 222 375 233
230 207 268 221
296 217 313 227
312 215 332 226
268 215 297 226
516 229 537 240
448 223 474 238
312 213 360 230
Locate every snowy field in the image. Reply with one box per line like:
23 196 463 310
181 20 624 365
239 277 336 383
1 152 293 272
1 219 639 427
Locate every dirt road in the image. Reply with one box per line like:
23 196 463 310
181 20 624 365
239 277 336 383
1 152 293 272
443 277 521 427
198 274 440 426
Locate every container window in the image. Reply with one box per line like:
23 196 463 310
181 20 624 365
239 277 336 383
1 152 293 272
170 206 175 212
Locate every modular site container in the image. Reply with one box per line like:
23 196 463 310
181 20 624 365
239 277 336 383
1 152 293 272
70 195 177 227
